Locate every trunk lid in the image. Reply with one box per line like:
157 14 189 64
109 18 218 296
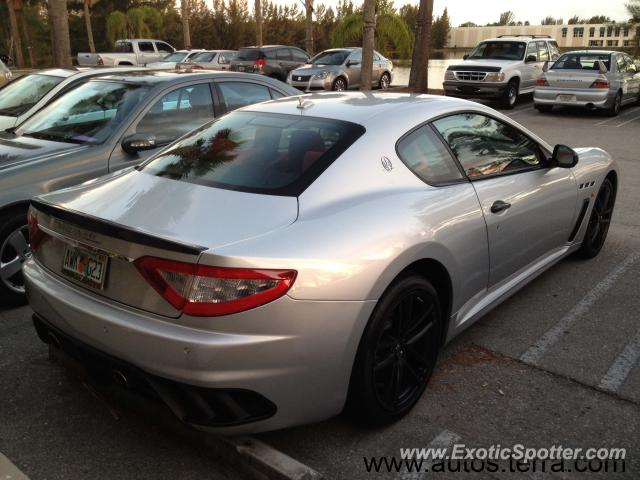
545 70 603 89
31 169 299 317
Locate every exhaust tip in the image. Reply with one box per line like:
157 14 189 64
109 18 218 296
112 369 129 389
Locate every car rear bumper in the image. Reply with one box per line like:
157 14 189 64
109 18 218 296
24 257 376 433
534 87 614 109
443 81 507 99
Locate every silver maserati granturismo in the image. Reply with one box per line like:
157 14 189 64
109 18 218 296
24 92 617 434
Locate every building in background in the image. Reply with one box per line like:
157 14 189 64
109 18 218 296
448 24 638 49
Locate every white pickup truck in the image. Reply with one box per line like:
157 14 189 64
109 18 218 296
77 39 176 67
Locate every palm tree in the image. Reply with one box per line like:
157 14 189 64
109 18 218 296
47 0 72 67
305 0 313 54
181 0 191 49
332 8 413 58
5 0 25 68
408 0 432 93
255 0 262 46
360 0 375 91
106 11 128 45
83 0 96 53
627 0 640 56
16 0 34 67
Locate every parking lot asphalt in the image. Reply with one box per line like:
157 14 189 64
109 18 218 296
1 95 639 479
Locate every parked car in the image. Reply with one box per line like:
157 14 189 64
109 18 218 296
534 50 640 116
287 47 392 91
0 70 298 304
443 35 561 108
24 93 616 434
77 39 176 67
146 49 205 69
230 45 309 81
0 59 11 87
177 50 237 71
0 67 141 132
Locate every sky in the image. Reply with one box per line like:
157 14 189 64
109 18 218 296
266 0 632 26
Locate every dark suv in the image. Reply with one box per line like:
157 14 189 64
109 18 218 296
230 45 310 81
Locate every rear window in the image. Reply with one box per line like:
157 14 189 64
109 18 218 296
236 48 262 61
552 53 611 71
141 111 365 196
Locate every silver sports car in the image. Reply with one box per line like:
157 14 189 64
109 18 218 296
24 93 617 434
534 50 640 115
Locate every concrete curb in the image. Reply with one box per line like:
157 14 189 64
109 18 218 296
0 453 29 480
219 436 325 480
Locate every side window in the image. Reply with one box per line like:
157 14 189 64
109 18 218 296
373 53 381 61
264 49 277 60
537 41 549 61
217 82 272 111
548 41 560 60
625 55 637 72
397 126 463 185
615 55 626 73
433 114 543 179
155 42 173 53
348 50 362 62
525 43 538 61
277 49 293 61
270 89 285 99
136 83 214 143
138 42 155 53
218 52 231 64
291 49 309 63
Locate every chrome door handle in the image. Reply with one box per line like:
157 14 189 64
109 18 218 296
490 200 511 213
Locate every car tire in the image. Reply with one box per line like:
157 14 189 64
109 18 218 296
379 72 391 89
332 77 347 91
607 91 622 117
347 274 442 425
576 178 616 259
535 104 553 113
501 80 519 109
0 207 30 306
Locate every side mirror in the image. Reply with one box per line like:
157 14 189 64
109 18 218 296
552 144 578 168
526 55 537 63
121 133 157 154
462 54 469 60
347 60 360 67
542 60 549 72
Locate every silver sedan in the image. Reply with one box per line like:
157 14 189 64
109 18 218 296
534 50 640 115
25 93 617 434
287 47 392 91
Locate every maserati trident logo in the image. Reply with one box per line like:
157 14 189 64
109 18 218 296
381 156 393 172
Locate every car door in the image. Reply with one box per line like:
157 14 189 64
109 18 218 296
345 50 362 88
372 52 383 85
522 42 539 91
624 54 640 97
108 82 216 171
433 112 578 287
137 41 158 65
618 54 638 102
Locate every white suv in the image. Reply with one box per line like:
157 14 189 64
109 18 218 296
443 35 561 108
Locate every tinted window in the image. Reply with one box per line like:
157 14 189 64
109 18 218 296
137 84 214 143
191 52 216 63
310 50 350 66
141 111 365 196
553 53 611 71
468 41 526 61
138 42 155 53
0 74 64 117
217 82 271 111
270 89 285 99
536 41 549 61
155 42 173 53
264 49 277 60
292 49 309 62
277 49 293 61
433 114 542 179
20 81 150 144
236 48 261 61
397 126 463 184
114 41 133 53
525 43 538 61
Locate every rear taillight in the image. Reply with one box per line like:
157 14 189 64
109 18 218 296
27 207 47 251
590 79 609 89
97 55 104 66
255 58 265 70
134 256 297 316
536 77 549 87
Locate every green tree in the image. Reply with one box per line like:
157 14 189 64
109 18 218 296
431 7 450 49
498 11 514 26
458 21 477 27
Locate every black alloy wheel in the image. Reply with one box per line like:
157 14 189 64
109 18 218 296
577 178 615 259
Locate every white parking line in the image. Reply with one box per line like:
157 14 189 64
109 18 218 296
594 106 640 126
616 114 640 127
520 252 640 365
598 328 640 393
0 453 29 480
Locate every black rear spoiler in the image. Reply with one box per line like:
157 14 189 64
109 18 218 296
31 199 206 255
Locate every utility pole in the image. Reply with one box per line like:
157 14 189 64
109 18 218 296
360 0 375 91
255 0 262 46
